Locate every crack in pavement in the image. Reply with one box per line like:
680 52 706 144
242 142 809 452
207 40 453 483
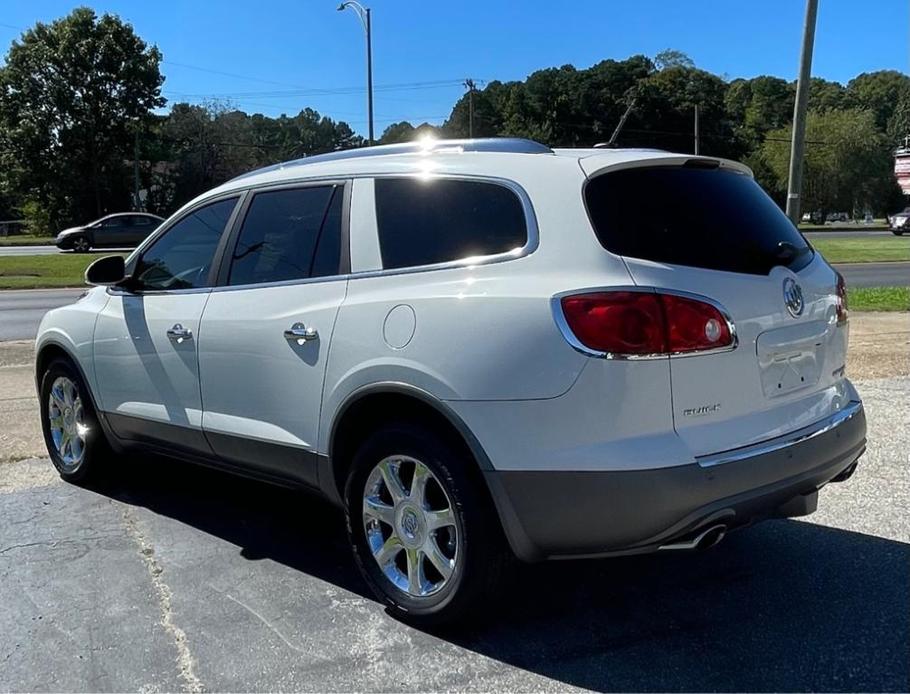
121 506 204 693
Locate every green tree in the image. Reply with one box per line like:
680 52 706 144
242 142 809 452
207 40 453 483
0 7 164 233
725 76 793 149
807 77 848 112
887 86 910 146
848 70 910 130
654 49 695 70
759 109 896 216
379 121 440 144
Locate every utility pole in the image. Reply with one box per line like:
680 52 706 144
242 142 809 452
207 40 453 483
365 7 373 144
133 126 141 211
464 78 476 138
786 0 819 225
694 104 700 155
605 94 637 147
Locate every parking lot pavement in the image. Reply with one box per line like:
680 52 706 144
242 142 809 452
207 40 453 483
1 373 907 692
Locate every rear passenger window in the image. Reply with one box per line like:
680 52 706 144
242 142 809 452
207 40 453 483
227 185 343 286
374 178 527 270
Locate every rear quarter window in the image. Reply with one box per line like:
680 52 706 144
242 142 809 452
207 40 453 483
374 178 527 270
584 166 813 275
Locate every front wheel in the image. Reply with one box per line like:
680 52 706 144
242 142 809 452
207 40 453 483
892 229 904 236
72 236 91 252
345 422 511 625
39 358 110 482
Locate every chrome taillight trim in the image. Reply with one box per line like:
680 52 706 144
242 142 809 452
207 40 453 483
551 286 739 361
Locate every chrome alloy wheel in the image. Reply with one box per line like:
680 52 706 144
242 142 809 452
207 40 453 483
72 237 90 252
47 376 88 471
362 456 458 597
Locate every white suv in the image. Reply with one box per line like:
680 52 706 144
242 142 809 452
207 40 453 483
36 138 866 623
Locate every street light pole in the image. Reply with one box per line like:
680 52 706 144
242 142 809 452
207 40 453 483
786 0 819 225
338 1 374 145
132 117 141 211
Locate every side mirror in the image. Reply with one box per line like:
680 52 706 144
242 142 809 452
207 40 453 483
85 255 127 286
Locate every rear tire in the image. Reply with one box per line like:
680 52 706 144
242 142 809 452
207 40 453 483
893 230 904 236
39 358 110 483
344 421 511 625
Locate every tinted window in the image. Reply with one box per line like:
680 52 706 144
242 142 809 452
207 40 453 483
584 166 813 275
134 197 237 290
374 178 527 270
227 185 342 286
132 216 153 226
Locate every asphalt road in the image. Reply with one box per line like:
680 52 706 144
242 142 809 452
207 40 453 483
836 261 909 288
803 229 899 239
0 288 85 341
1 377 906 691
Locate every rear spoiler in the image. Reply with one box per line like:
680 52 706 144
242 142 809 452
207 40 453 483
578 153 753 179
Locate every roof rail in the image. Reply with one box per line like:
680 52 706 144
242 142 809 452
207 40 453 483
230 137 553 182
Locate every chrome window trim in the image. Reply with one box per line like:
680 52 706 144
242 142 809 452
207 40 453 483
364 172 539 276
108 191 245 297
214 179 350 292
550 286 739 361
208 173 538 290
696 399 864 468
112 171 538 296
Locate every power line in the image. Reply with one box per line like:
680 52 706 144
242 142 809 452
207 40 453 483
162 78 469 100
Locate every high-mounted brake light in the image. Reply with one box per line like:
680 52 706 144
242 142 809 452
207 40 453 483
558 290 735 357
835 270 848 324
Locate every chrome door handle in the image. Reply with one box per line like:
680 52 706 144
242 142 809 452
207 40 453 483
166 323 193 343
284 322 318 343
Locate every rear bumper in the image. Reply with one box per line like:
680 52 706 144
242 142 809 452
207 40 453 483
485 400 866 561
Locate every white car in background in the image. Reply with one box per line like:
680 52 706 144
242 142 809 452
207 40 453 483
35 138 866 623
889 207 909 235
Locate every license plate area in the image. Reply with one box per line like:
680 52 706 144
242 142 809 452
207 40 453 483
757 321 828 398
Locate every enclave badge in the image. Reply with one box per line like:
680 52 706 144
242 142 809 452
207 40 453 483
783 277 804 317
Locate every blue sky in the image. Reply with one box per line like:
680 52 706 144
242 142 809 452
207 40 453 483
1 1 908 137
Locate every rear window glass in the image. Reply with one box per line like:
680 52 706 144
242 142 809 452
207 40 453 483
584 166 813 275
375 178 527 270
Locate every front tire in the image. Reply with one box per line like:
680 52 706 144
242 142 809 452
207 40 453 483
39 358 110 483
72 236 91 252
344 422 511 625
893 229 904 236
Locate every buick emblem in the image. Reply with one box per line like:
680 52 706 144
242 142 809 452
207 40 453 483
783 277 804 317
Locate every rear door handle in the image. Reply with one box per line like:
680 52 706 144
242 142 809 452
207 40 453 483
284 322 318 343
166 323 193 343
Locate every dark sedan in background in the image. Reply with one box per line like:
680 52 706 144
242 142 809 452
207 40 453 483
55 212 164 252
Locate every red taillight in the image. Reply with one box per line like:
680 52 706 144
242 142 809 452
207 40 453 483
559 291 734 357
560 292 667 355
835 270 848 324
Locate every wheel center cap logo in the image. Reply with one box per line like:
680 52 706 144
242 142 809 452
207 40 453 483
401 510 419 539
783 277 804 317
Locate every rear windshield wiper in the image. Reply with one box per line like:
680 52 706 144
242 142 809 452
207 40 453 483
775 241 811 265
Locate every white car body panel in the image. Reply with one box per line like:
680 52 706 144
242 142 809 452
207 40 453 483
198 278 348 457
93 291 209 432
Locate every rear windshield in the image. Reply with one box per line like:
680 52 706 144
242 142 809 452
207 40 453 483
584 166 813 275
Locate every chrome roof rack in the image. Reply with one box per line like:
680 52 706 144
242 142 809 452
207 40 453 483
230 138 553 181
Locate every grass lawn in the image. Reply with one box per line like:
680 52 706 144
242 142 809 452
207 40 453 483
799 222 888 232
0 235 55 246
811 236 910 263
847 286 909 312
0 253 125 289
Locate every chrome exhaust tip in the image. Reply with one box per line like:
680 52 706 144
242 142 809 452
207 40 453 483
658 524 728 551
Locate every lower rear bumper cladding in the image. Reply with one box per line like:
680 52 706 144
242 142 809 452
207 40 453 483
485 401 866 562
